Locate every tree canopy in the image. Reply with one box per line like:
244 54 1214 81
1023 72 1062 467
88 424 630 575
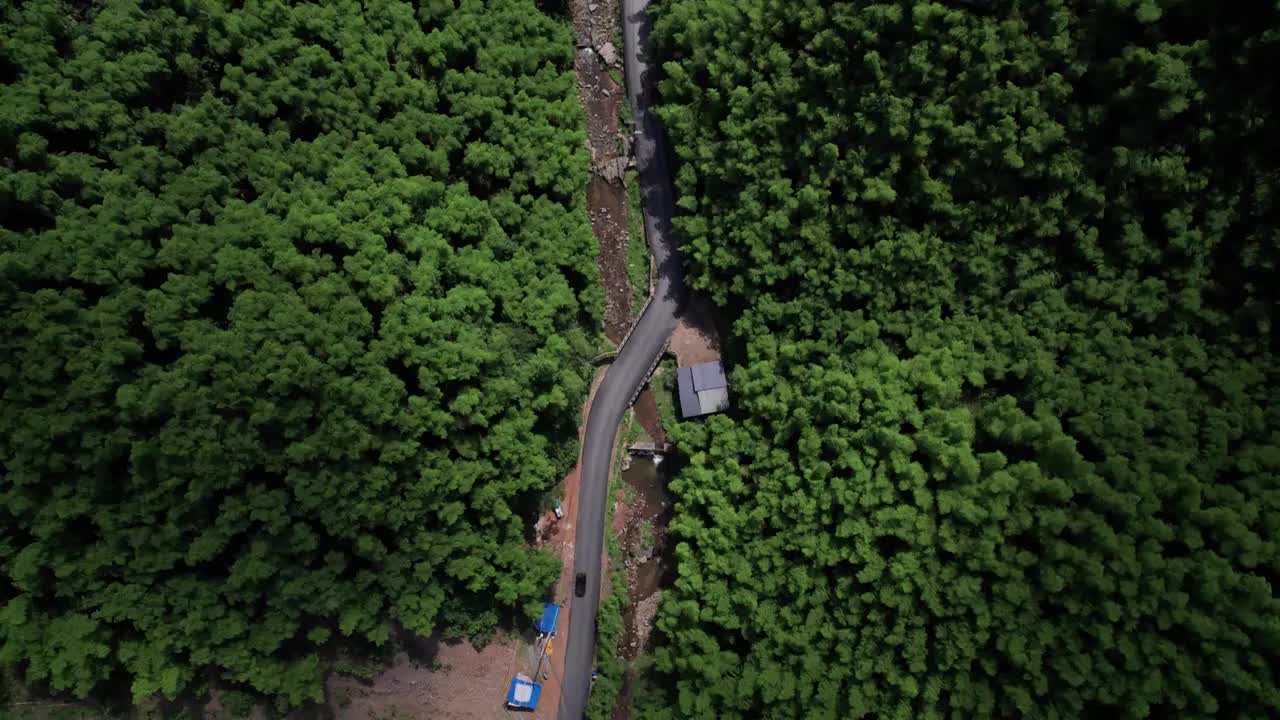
644 1 1279 718
1 0 596 707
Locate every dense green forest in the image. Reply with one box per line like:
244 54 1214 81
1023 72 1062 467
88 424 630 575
0 0 595 707
645 1 1279 718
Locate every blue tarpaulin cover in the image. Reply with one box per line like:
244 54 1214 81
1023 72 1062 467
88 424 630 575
536 603 561 634
507 674 542 709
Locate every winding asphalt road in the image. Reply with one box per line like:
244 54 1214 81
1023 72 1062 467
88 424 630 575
557 0 684 717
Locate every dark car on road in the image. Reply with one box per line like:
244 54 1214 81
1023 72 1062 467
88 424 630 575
575 572 587 597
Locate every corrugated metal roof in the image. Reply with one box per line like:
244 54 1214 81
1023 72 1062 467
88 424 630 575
696 387 730 414
677 366 701 418
690 361 727 391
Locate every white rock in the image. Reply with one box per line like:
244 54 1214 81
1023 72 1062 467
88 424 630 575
597 41 619 67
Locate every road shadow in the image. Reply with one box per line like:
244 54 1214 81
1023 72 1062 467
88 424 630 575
622 1 690 316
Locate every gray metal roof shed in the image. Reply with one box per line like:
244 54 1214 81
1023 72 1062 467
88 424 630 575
677 360 730 418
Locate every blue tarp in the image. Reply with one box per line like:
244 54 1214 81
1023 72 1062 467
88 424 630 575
536 603 561 634
506 675 542 709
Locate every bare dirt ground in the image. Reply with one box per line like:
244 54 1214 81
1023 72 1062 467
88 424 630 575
671 294 723 368
327 641 518 720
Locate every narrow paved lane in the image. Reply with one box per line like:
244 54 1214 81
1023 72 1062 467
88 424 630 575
557 0 683 717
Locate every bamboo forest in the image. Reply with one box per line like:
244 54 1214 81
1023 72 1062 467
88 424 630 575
642 1 1278 719
2 0 596 709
